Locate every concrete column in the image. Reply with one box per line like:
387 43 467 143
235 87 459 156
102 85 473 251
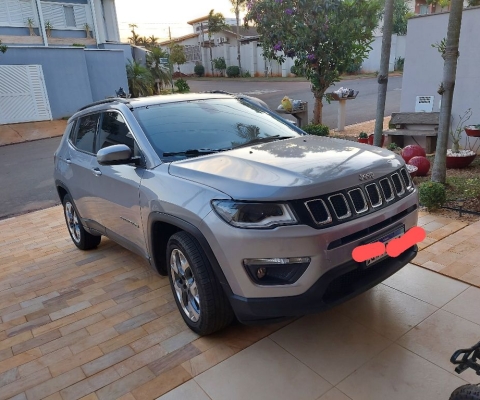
251 41 258 76
88 0 101 46
337 100 346 131
34 0 48 46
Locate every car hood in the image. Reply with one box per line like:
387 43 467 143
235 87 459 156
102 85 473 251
168 136 405 201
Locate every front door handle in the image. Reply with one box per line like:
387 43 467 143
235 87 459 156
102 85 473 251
65 158 71 164
92 168 102 176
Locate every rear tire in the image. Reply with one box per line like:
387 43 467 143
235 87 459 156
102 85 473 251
450 384 480 400
63 194 101 250
167 231 234 335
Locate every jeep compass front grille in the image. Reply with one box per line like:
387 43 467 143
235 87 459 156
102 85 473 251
299 168 414 229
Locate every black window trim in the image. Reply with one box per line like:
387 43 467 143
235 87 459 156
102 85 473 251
96 109 146 167
68 112 101 156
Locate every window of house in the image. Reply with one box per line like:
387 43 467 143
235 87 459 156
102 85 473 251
419 5 429 15
0 0 35 26
72 114 100 154
63 6 76 27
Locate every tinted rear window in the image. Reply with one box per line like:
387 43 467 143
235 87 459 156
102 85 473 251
133 99 301 160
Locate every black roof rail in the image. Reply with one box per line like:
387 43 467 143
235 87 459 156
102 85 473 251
77 97 132 112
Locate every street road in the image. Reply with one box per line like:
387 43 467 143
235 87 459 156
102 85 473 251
0 76 402 219
188 76 403 128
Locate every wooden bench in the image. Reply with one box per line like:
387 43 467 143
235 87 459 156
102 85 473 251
384 112 439 154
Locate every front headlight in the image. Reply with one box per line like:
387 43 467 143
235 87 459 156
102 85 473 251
211 200 298 229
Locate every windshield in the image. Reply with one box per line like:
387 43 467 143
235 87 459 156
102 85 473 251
133 98 302 161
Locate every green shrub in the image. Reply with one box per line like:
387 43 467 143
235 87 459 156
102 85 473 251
387 142 401 151
394 56 405 71
226 66 240 77
418 182 446 211
242 70 251 78
174 78 190 93
345 61 362 74
358 131 368 139
194 64 205 77
303 124 330 137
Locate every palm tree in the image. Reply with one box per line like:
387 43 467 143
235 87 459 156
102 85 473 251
139 36 149 47
207 9 228 75
128 32 140 45
148 35 159 48
146 47 171 93
229 0 247 74
126 60 154 98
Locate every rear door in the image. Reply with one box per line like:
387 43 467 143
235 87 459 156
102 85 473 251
66 112 104 233
88 111 147 257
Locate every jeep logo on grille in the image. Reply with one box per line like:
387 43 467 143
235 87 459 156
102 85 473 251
359 172 375 181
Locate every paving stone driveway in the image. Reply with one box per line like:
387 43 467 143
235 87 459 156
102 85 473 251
0 206 288 400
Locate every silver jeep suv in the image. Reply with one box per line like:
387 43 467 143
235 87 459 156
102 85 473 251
54 94 419 335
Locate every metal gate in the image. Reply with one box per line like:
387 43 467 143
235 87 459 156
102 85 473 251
0 65 52 124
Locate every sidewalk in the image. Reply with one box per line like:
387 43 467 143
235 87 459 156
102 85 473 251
0 120 67 147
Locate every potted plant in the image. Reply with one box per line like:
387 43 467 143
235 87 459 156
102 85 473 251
358 131 368 144
368 133 385 147
45 21 53 37
446 109 477 169
27 18 36 36
465 124 480 137
84 23 91 39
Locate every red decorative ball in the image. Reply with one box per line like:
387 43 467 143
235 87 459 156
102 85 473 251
401 145 426 164
408 156 430 176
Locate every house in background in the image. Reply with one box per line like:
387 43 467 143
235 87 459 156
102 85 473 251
0 0 131 124
159 14 262 76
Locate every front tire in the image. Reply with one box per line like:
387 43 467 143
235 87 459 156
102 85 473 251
63 194 101 250
167 231 233 335
450 384 480 400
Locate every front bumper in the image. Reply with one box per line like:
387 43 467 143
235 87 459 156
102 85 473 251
229 245 417 323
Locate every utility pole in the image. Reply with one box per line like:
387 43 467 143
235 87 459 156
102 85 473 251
373 0 395 147
168 26 174 93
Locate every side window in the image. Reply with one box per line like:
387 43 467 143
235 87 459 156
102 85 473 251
96 112 135 153
72 114 100 154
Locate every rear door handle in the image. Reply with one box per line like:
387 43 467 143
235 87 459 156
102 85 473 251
65 158 71 164
92 168 102 176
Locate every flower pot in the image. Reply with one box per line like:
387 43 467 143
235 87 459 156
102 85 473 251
368 134 385 147
358 138 368 144
465 127 480 137
446 153 476 169
406 164 418 178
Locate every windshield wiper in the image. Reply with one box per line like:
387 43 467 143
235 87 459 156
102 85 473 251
232 135 293 149
162 148 229 157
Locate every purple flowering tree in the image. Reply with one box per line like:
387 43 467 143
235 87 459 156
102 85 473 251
245 0 381 124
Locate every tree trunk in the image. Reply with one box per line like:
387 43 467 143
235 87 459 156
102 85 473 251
313 96 323 125
431 1 464 184
235 8 242 73
373 0 395 147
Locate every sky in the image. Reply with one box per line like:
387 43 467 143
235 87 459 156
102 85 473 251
115 0 245 42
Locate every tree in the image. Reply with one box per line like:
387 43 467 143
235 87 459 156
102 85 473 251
169 44 187 73
0 40 7 54
148 35 159 48
128 24 140 45
229 0 247 73
431 0 464 183
380 0 414 36
213 57 227 76
146 47 171 93
207 9 228 76
245 0 381 124
373 0 395 147
126 59 154 98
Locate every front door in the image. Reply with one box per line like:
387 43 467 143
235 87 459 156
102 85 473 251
89 111 147 257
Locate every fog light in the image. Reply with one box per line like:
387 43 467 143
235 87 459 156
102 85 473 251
256 267 267 279
243 257 311 285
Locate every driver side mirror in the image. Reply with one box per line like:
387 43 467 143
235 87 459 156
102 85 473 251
97 144 134 165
